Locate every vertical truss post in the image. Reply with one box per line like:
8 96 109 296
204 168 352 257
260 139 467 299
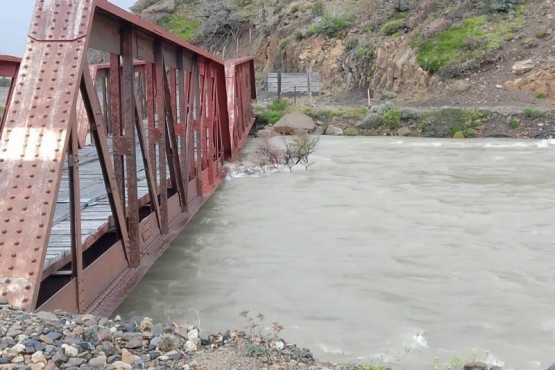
110 53 125 212
133 86 162 230
68 115 84 312
154 42 168 233
163 71 187 211
176 51 190 211
121 26 140 267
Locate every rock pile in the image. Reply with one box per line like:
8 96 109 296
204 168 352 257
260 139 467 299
0 306 327 370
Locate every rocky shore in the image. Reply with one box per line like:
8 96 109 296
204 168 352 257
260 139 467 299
0 306 364 370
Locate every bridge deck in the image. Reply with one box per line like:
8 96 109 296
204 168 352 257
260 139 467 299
46 141 156 270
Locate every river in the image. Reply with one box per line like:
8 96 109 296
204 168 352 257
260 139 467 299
116 136 555 369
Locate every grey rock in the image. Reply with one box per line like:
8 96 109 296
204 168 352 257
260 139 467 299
168 351 182 361
83 326 101 345
45 331 62 341
122 332 143 349
325 124 343 136
36 311 58 321
88 354 107 368
463 362 488 370
107 354 121 364
148 351 161 360
149 336 162 350
109 360 132 369
101 341 116 356
66 357 86 367
199 330 211 345
158 335 179 353
151 324 163 337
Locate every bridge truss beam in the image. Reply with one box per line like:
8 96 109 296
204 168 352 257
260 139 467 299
0 0 255 315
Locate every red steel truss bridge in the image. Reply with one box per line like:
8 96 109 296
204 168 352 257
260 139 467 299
0 0 256 316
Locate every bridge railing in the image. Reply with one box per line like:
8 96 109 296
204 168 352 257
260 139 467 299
0 0 256 314
0 55 21 130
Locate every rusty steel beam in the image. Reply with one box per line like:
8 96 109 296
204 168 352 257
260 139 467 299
0 0 257 315
0 56 22 131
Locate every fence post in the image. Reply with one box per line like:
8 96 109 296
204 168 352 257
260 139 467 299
277 69 282 100
307 68 312 106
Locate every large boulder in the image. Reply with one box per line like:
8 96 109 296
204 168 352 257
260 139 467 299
325 124 343 136
512 59 535 75
274 111 316 135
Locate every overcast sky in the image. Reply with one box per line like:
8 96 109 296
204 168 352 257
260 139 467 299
0 0 136 56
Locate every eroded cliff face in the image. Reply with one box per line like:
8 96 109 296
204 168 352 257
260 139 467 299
133 0 555 104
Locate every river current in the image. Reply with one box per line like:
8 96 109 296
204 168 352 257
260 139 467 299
117 137 555 369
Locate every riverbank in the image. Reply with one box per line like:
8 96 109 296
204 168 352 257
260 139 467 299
252 99 555 140
0 305 366 370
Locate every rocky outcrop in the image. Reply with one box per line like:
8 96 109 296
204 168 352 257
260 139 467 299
370 40 430 96
505 69 555 99
132 0 176 21
512 59 535 75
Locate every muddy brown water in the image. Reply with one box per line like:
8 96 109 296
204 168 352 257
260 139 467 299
117 137 555 369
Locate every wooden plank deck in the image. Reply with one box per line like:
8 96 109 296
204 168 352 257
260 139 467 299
45 140 157 269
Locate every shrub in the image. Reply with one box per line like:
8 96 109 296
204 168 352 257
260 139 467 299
381 19 405 35
364 22 376 33
345 37 359 50
312 0 324 16
485 0 517 12
509 117 520 128
535 92 547 99
309 15 351 37
523 108 545 118
255 99 289 124
355 47 373 58
156 15 200 41
382 108 403 129
453 131 465 138
344 127 358 136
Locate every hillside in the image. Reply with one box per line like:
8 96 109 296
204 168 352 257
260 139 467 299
131 0 555 138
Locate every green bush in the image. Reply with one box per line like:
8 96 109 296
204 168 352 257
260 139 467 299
344 127 358 136
535 92 547 99
381 19 405 35
156 15 200 41
523 108 545 118
309 15 351 37
345 37 359 50
355 47 373 58
382 108 403 129
453 131 465 138
255 99 289 124
509 117 520 128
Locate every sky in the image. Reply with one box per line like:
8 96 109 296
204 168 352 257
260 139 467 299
0 0 136 56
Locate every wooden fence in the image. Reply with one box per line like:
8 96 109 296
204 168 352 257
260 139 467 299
268 71 320 96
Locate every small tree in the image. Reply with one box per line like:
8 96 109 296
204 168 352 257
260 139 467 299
283 131 319 171
253 138 285 171
249 132 319 173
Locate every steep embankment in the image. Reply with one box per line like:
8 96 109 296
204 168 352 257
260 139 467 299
130 0 555 137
